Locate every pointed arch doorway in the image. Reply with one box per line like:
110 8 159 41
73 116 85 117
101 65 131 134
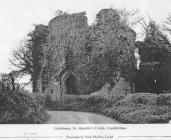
65 74 77 95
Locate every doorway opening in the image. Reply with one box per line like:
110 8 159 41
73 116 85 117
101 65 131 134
65 74 77 95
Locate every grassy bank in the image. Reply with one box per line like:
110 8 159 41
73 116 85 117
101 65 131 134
0 91 48 124
46 93 171 123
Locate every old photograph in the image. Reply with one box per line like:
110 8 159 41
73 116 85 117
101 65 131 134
0 0 171 124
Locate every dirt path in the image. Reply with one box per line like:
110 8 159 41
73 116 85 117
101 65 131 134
45 111 120 124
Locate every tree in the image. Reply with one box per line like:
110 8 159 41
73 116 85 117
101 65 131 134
10 24 49 92
135 21 171 93
10 40 32 75
117 9 143 28
0 71 22 92
163 14 171 35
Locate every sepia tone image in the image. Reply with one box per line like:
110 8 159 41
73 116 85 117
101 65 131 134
0 0 171 124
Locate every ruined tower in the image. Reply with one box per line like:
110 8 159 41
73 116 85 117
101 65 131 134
42 12 89 99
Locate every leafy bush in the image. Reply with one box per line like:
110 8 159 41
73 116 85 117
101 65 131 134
157 93 171 106
0 91 48 124
113 93 171 123
116 93 157 106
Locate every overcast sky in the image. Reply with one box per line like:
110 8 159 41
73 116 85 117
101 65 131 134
0 0 171 74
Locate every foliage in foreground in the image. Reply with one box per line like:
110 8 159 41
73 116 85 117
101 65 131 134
112 93 171 123
0 72 48 124
46 93 171 123
0 91 48 124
